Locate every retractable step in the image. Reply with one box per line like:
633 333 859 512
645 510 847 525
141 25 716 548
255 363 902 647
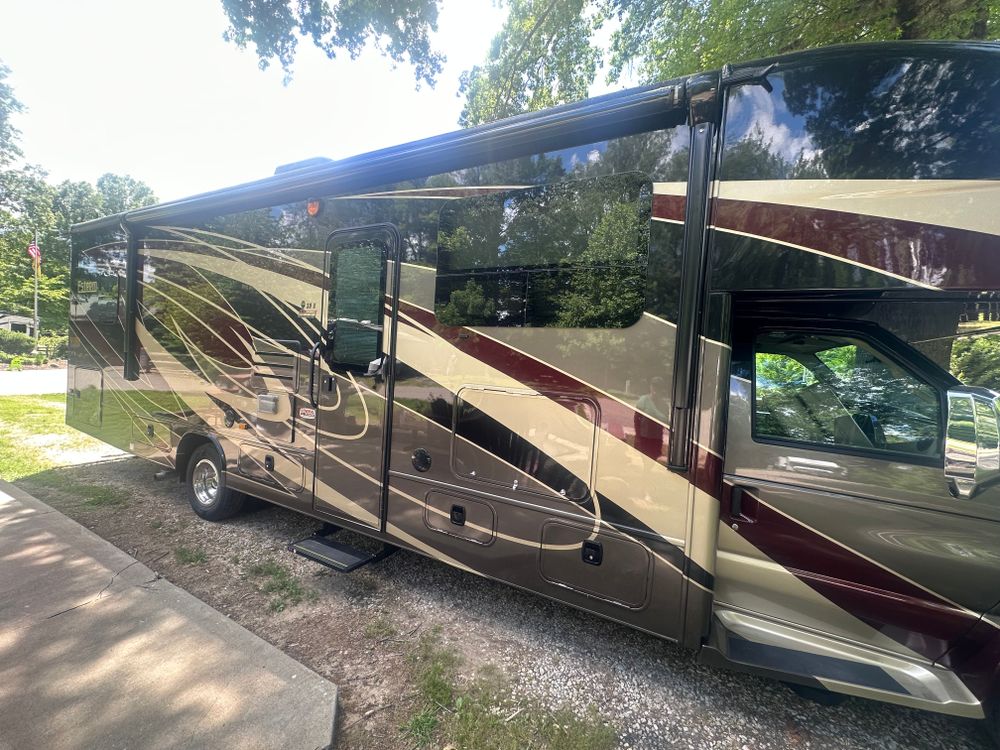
289 534 397 573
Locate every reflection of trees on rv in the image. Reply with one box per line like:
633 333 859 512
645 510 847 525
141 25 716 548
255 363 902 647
950 333 1000 391
435 172 650 329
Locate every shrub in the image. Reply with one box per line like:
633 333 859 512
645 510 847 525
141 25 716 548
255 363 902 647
37 333 68 359
0 329 34 355
9 356 24 371
0 352 11 365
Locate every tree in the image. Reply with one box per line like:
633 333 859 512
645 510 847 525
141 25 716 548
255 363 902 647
460 0 998 126
220 0 445 84
96 173 156 215
0 61 23 166
0 62 157 333
951 334 1000 390
459 0 603 127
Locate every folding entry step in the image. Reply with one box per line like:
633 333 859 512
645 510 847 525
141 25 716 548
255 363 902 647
289 532 397 573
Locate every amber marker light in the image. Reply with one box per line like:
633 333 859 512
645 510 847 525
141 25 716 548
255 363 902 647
306 199 321 217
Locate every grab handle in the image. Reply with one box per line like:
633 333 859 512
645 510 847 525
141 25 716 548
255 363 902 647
308 340 322 408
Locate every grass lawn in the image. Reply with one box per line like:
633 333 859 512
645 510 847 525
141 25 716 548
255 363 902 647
0 394 111 481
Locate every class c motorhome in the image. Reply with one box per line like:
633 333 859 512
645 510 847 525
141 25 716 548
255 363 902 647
68 41 1000 739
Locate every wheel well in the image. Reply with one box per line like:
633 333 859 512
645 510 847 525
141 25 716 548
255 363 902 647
175 433 221 482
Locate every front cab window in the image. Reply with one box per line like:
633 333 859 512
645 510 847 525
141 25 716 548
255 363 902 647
753 331 941 458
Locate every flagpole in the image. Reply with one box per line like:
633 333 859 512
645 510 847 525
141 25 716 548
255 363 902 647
33 228 39 349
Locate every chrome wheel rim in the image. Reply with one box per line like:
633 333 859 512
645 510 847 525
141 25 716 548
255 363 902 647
192 458 220 506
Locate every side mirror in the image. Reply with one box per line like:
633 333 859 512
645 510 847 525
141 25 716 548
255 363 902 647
944 387 1000 498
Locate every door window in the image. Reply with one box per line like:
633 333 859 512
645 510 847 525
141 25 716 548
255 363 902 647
753 331 941 458
328 240 385 368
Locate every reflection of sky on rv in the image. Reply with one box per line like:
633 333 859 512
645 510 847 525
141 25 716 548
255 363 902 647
0 0 517 202
725 79 819 165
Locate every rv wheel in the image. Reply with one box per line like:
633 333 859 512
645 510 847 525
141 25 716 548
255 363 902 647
185 443 246 521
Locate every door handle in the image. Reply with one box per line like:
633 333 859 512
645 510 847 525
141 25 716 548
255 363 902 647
729 485 758 523
308 340 322 408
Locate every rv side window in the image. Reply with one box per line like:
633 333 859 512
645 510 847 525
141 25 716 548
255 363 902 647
753 331 941 458
328 240 385 367
433 173 651 328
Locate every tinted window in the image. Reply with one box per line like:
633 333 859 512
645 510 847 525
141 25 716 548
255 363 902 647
862 295 1000 391
329 240 384 367
722 50 1000 180
935 297 1000 392
754 331 940 457
74 244 126 328
434 173 651 328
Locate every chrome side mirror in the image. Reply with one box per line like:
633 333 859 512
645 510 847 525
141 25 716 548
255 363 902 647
944 387 1000 498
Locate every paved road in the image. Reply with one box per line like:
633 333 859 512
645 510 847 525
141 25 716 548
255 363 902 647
0 480 339 749
0 368 67 396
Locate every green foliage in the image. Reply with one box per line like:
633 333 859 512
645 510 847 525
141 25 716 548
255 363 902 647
37 333 67 358
459 0 604 126
247 558 308 611
8 355 23 371
0 328 34 355
951 334 1000 390
0 61 23 166
553 199 646 328
96 173 157 215
174 545 208 565
461 0 999 126
220 0 445 85
436 172 647 330
437 279 496 326
79 484 128 507
0 62 155 334
401 631 616 750
363 613 397 639
403 710 439 746
0 395 105 481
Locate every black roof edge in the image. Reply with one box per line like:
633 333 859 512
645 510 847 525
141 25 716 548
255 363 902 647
73 211 128 235
73 40 1000 234
725 38 1000 73
274 156 334 175
77 74 690 229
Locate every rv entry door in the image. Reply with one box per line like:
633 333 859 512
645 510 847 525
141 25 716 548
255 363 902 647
311 225 399 530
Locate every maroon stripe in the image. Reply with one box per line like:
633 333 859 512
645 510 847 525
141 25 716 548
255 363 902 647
722 482 980 663
398 301 671 462
652 194 686 222
692 443 723 498
938 616 1000 701
713 198 1000 290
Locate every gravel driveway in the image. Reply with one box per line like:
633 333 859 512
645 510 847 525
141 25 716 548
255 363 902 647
18 454 995 750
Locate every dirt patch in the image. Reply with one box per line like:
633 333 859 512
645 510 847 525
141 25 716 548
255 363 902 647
14 456 994 750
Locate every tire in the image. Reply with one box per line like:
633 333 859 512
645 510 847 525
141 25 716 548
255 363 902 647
989 699 999 749
185 443 245 521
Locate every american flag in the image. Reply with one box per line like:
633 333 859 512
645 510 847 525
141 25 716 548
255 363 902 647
27 241 40 269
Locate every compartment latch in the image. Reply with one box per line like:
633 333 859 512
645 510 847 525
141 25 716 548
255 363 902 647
582 540 603 566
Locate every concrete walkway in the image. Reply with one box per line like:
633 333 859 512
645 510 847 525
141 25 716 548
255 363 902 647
0 367 67 396
0 480 338 749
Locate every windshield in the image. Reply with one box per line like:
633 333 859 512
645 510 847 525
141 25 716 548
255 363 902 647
848 294 1000 393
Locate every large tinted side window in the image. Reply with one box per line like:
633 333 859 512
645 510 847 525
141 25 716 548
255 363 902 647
754 330 941 458
434 172 651 328
721 50 1000 180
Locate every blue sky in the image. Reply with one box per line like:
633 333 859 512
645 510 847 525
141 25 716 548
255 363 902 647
0 0 514 201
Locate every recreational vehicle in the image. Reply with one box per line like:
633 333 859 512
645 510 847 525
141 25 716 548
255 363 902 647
68 41 1000 738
